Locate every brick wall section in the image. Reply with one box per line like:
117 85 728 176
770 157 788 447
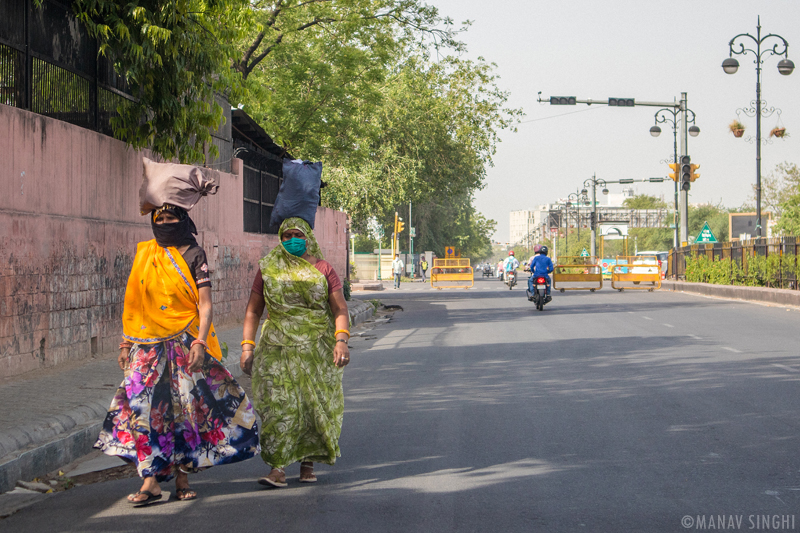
0 104 347 379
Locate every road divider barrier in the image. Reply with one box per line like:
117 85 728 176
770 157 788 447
431 259 474 290
611 255 661 291
553 256 603 292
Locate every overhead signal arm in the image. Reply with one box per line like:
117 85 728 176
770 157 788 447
537 92 680 108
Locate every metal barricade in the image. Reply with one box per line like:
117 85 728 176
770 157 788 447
430 259 474 289
552 256 602 292
611 256 661 291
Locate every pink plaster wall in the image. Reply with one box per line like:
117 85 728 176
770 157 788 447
0 104 348 379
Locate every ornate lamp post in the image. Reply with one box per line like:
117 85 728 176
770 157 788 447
722 18 794 238
581 175 608 258
649 108 699 249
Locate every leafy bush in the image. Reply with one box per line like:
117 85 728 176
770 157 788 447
685 252 795 287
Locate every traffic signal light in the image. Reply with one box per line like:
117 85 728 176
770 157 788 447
550 96 576 105
680 155 692 191
668 163 679 181
689 163 700 182
608 97 635 107
397 220 405 234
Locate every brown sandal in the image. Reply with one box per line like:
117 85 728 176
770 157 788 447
258 467 288 488
299 462 317 483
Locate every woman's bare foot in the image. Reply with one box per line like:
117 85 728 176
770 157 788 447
258 467 287 488
127 476 161 503
299 461 317 483
175 469 197 500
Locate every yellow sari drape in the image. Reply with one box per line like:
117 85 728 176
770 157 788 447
122 239 222 361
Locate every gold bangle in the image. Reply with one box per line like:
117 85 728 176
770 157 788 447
334 329 350 338
241 340 256 347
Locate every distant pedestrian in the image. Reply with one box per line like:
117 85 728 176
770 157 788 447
392 254 404 289
96 199 259 506
421 259 429 282
241 218 349 487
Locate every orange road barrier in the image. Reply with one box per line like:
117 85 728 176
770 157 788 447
611 256 661 291
430 258 474 290
552 256 602 292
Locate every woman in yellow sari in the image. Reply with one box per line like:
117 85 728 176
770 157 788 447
96 205 259 505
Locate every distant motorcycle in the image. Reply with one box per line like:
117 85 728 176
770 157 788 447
527 275 551 311
505 270 517 290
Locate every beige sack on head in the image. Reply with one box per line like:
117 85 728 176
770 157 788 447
139 157 220 215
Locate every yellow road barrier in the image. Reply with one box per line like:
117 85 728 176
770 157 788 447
553 256 602 292
611 255 661 291
430 258 474 289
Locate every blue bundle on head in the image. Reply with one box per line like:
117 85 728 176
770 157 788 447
269 159 322 232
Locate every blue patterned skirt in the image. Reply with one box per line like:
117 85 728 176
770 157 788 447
95 333 260 481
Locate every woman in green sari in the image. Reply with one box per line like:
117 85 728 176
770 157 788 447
240 217 350 486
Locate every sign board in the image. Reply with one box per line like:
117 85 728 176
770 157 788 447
695 222 717 243
410 227 416 238
729 212 771 240
580 248 589 257
445 246 455 257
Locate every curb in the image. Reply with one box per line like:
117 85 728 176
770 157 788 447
0 300 374 494
660 280 800 306
0 358 244 495
348 300 376 326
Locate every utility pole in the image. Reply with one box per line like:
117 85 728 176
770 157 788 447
409 202 414 279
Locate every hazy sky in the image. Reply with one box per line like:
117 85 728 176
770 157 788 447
429 0 800 242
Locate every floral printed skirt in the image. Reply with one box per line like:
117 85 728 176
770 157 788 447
95 333 260 481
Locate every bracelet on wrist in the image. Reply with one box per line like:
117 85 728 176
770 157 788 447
191 339 209 350
241 339 256 347
119 342 133 350
334 329 350 339
336 339 349 345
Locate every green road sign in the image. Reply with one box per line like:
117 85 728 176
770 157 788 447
580 248 590 257
695 222 718 243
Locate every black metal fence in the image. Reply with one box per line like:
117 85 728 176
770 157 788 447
668 237 800 289
0 0 133 135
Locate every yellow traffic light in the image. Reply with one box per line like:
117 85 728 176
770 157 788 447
397 221 405 234
689 164 700 182
668 163 679 182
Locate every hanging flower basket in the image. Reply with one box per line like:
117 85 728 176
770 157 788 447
729 119 746 138
770 127 787 138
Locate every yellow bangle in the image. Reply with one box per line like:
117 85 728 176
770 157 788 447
334 329 350 338
241 340 256 347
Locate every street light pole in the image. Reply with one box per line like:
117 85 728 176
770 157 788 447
651 100 699 247
723 17 794 238
582 174 607 259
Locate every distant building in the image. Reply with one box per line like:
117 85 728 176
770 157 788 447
510 208 551 247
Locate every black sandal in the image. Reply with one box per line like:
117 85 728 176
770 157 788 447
128 490 163 506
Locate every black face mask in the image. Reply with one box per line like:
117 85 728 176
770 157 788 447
151 206 198 248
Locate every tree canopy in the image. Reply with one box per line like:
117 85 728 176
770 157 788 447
68 0 518 257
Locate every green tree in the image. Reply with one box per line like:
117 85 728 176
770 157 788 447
623 194 667 209
72 0 248 162
688 203 729 242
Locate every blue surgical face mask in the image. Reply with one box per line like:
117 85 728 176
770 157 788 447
282 237 307 257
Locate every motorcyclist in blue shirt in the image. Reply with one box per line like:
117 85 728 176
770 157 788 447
528 245 554 302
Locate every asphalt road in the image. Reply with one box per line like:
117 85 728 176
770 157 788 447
6 276 800 532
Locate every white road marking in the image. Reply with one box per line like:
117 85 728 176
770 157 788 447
722 347 742 353
663 323 674 328
687 334 702 340
772 363 800 373
642 316 653 320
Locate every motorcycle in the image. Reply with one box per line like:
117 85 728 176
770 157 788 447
527 275 550 311
505 270 517 290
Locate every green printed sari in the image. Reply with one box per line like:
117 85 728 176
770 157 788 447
252 218 344 468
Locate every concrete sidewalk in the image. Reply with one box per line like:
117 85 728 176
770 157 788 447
0 300 375 494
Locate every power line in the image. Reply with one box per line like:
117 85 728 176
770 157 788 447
517 106 604 125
